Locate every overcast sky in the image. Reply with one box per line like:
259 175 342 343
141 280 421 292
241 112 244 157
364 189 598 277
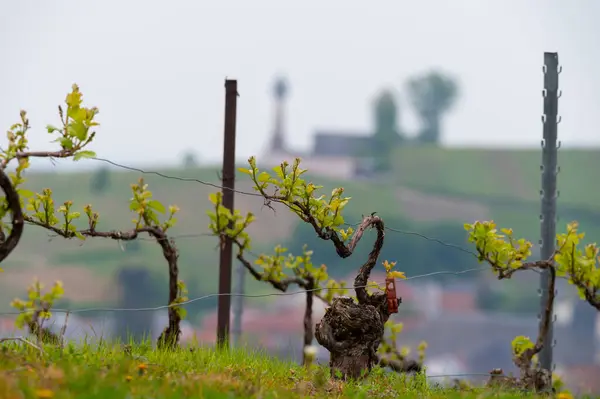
1 0 599 170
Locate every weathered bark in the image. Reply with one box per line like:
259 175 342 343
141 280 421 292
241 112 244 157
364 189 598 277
315 295 391 379
154 234 181 350
233 197 420 375
302 277 315 366
0 168 24 264
513 266 556 392
315 215 395 379
25 216 182 349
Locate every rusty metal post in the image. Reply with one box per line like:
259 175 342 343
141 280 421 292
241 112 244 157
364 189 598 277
216 79 238 349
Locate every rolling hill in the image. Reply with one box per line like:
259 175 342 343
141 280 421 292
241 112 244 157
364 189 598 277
0 147 598 310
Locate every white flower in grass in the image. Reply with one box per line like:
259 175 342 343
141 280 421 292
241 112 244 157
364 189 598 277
304 345 318 364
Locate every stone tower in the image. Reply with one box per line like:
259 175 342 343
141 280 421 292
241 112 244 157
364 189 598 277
270 76 288 153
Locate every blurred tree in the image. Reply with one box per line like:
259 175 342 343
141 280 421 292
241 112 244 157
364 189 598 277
114 266 157 343
371 89 404 171
90 167 110 195
182 151 199 169
405 71 458 144
476 279 539 314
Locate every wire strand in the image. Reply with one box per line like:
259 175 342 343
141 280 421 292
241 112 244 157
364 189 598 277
384 226 478 258
84 157 484 257
91 157 264 198
6 158 551 314
0 267 488 315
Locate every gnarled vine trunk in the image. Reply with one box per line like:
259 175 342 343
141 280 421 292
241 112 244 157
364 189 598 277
315 294 391 379
154 233 181 349
315 215 396 379
302 276 315 366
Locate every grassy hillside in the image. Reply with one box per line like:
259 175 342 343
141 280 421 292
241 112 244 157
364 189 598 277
1 147 598 309
391 146 600 211
0 166 297 308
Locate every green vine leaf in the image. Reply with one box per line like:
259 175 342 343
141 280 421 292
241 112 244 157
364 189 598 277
73 150 97 161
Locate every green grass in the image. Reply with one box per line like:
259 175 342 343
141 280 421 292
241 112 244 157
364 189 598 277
0 339 549 398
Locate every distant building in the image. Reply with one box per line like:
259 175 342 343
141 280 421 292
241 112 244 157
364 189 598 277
311 130 373 158
260 77 377 180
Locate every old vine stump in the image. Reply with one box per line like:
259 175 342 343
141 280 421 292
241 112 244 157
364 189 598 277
315 295 390 379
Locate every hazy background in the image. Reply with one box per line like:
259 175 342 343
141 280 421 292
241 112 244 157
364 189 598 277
1 0 600 170
2 0 600 394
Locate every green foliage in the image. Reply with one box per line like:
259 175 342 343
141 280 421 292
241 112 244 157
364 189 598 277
464 221 533 274
171 280 189 320
554 221 600 304
22 177 179 239
130 178 179 232
256 244 349 302
367 260 406 293
238 157 354 240
465 220 547 369
0 84 98 234
47 83 98 156
467 218 600 389
207 191 255 252
27 191 85 238
1 84 185 347
0 84 180 239
10 279 64 330
466 219 600 308
378 320 428 372
3 111 30 161
511 335 534 357
207 186 348 302
255 245 325 283
379 321 403 352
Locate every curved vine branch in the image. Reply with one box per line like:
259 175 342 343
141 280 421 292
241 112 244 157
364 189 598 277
0 86 186 351
351 215 385 304
228 159 421 376
471 230 556 391
0 168 24 264
25 217 181 349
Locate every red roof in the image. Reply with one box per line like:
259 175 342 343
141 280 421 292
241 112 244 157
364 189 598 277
440 292 477 312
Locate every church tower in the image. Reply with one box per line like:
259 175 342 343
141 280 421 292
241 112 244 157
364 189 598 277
269 76 288 153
